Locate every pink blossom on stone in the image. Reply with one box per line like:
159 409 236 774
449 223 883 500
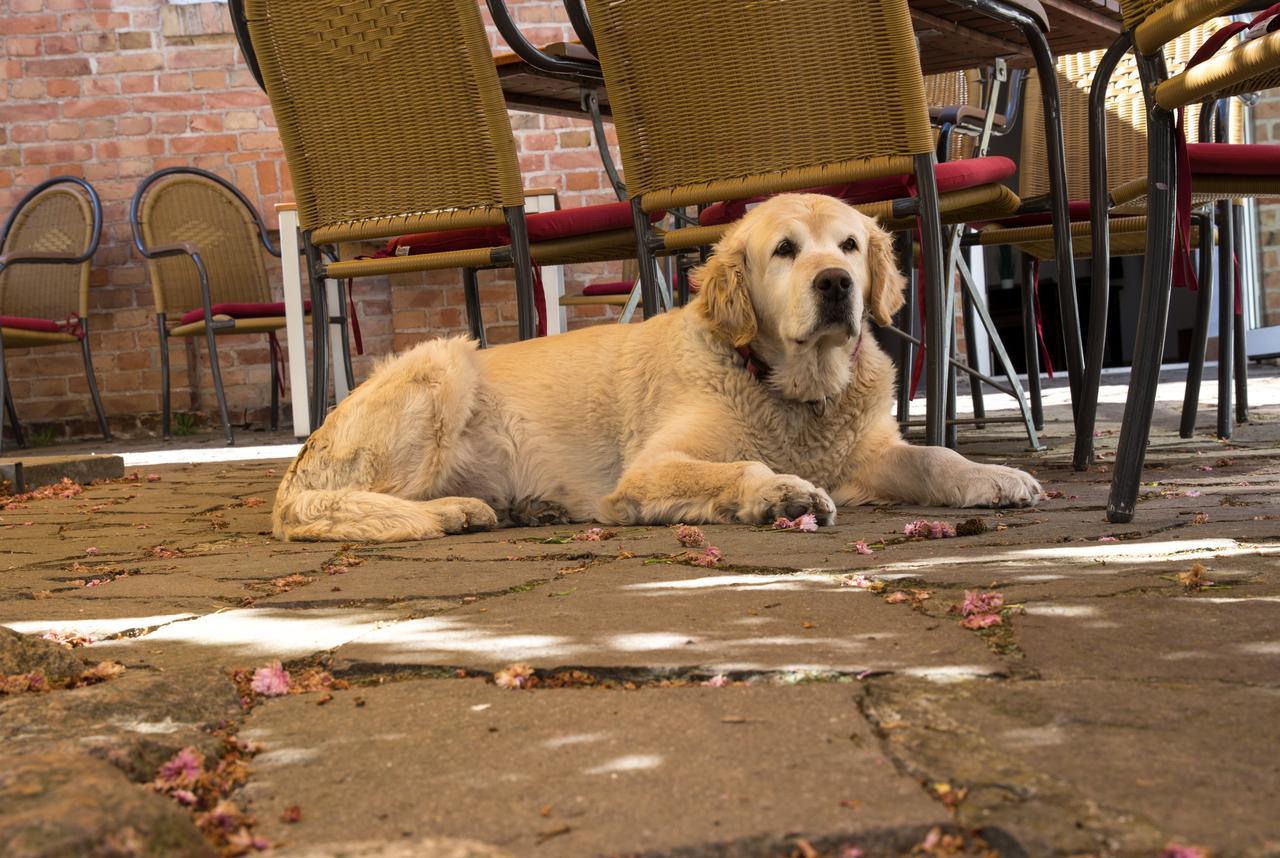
904 519 955 539
960 590 1004 616
172 789 197 806
960 612 1002 630
850 540 873 555
146 474 161 482
796 513 818 532
494 663 535 689
250 661 291 697
1099 536 1119 543
674 524 706 548
702 674 730 687
841 848 866 858
84 547 99 556
572 527 615 542
688 546 723 567
843 574 874 589
1160 845 1210 858
1197 465 1213 471
156 746 204 787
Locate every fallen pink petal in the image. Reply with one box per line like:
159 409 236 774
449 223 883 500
674 524 706 547
250 661 291 697
904 519 956 539
155 746 204 788
960 613 1002 629
959 589 1004 616
850 540 873 555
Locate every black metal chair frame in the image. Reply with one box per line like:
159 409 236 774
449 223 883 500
130 166 286 446
1073 29 1255 522
0 176 111 456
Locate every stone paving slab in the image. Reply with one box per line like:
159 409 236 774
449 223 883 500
239 680 947 858
1 369 1278 855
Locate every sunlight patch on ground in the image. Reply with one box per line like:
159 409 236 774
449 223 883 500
124 609 395 656
584 754 663 775
2 613 196 640
118 443 301 467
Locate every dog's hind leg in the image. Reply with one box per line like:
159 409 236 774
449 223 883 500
275 490 497 542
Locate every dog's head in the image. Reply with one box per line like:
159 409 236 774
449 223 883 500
692 193 906 402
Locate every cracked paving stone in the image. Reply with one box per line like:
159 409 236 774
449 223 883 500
237 679 948 857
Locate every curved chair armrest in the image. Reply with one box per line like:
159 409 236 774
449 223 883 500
487 0 603 81
563 0 598 56
138 242 230 329
1155 27 1280 110
1133 0 1242 56
0 250 90 273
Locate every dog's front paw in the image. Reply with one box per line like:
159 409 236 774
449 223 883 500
425 496 499 533
741 473 837 526
951 465 1042 508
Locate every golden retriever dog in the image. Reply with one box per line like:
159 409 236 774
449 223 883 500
273 193 1041 542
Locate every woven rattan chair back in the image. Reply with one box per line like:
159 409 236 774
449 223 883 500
0 183 94 321
1118 0 1235 33
138 173 273 316
584 0 936 211
924 69 982 159
1019 21 1232 201
243 0 524 242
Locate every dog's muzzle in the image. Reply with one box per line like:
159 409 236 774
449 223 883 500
813 267 856 330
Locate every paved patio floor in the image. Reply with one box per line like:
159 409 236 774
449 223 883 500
2 367 1278 857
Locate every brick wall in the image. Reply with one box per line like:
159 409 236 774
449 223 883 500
1 0 624 440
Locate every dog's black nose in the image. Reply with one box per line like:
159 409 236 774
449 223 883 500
813 268 852 300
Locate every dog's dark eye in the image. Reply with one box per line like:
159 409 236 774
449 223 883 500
840 236 858 253
773 238 796 258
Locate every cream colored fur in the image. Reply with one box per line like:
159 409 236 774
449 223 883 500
273 194 1041 542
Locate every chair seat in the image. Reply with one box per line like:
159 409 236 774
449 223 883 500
0 315 64 334
698 156 1018 227
581 280 635 297
1186 142 1280 175
379 201 665 257
178 301 311 326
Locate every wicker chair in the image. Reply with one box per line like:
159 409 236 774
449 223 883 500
1083 1 1280 522
0 177 111 455
131 167 305 445
584 0 1028 447
242 0 656 431
974 26 1257 436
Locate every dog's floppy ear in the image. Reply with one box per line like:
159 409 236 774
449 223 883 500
693 235 757 347
866 221 907 327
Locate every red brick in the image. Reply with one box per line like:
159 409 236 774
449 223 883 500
81 77 119 96
119 74 155 94
23 142 93 164
118 31 152 50
191 70 227 90
171 134 237 155
5 36 41 56
131 94 203 113
116 115 153 136
62 97 129 118
24 57 92 77
94 52 165 74
205 91 268 109
47 122 82 141
41 34 81 54
155 115 189 134
168 48 233 69
6 15 58 34
10 79 46 99
46 78 80 98
237 131 281 151
10 124 47 144
190 114 223 133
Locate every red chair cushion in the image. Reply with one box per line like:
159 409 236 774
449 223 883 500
0 315 62 333
378 202 664 257
178 301 310 326
1186 143 1280 175
699 156 1018 226
581 281 635 297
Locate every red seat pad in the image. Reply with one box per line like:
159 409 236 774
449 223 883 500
378 202 664 257
0 315 62 333
699 156 1018 227
581 281 635 297
1186 143 1280 175
178 301 310 326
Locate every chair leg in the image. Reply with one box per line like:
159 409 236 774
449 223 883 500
1018 253 1044 432
158 314 173 441
1179 211 1215 438
1215 200 1233 440
945 314 958 450
630 198 663 320
202 322 234 446
895 230 915 426
335 279 356 393
1072 32 1132 471
462 268 488 348
1 341 19 456
504 206 538 341
1107 94 1177 524
1232 202 1249 425
78 320 112 441
960 257 986 430
269 333 281 433
915 153 947 448
303 236 330 430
